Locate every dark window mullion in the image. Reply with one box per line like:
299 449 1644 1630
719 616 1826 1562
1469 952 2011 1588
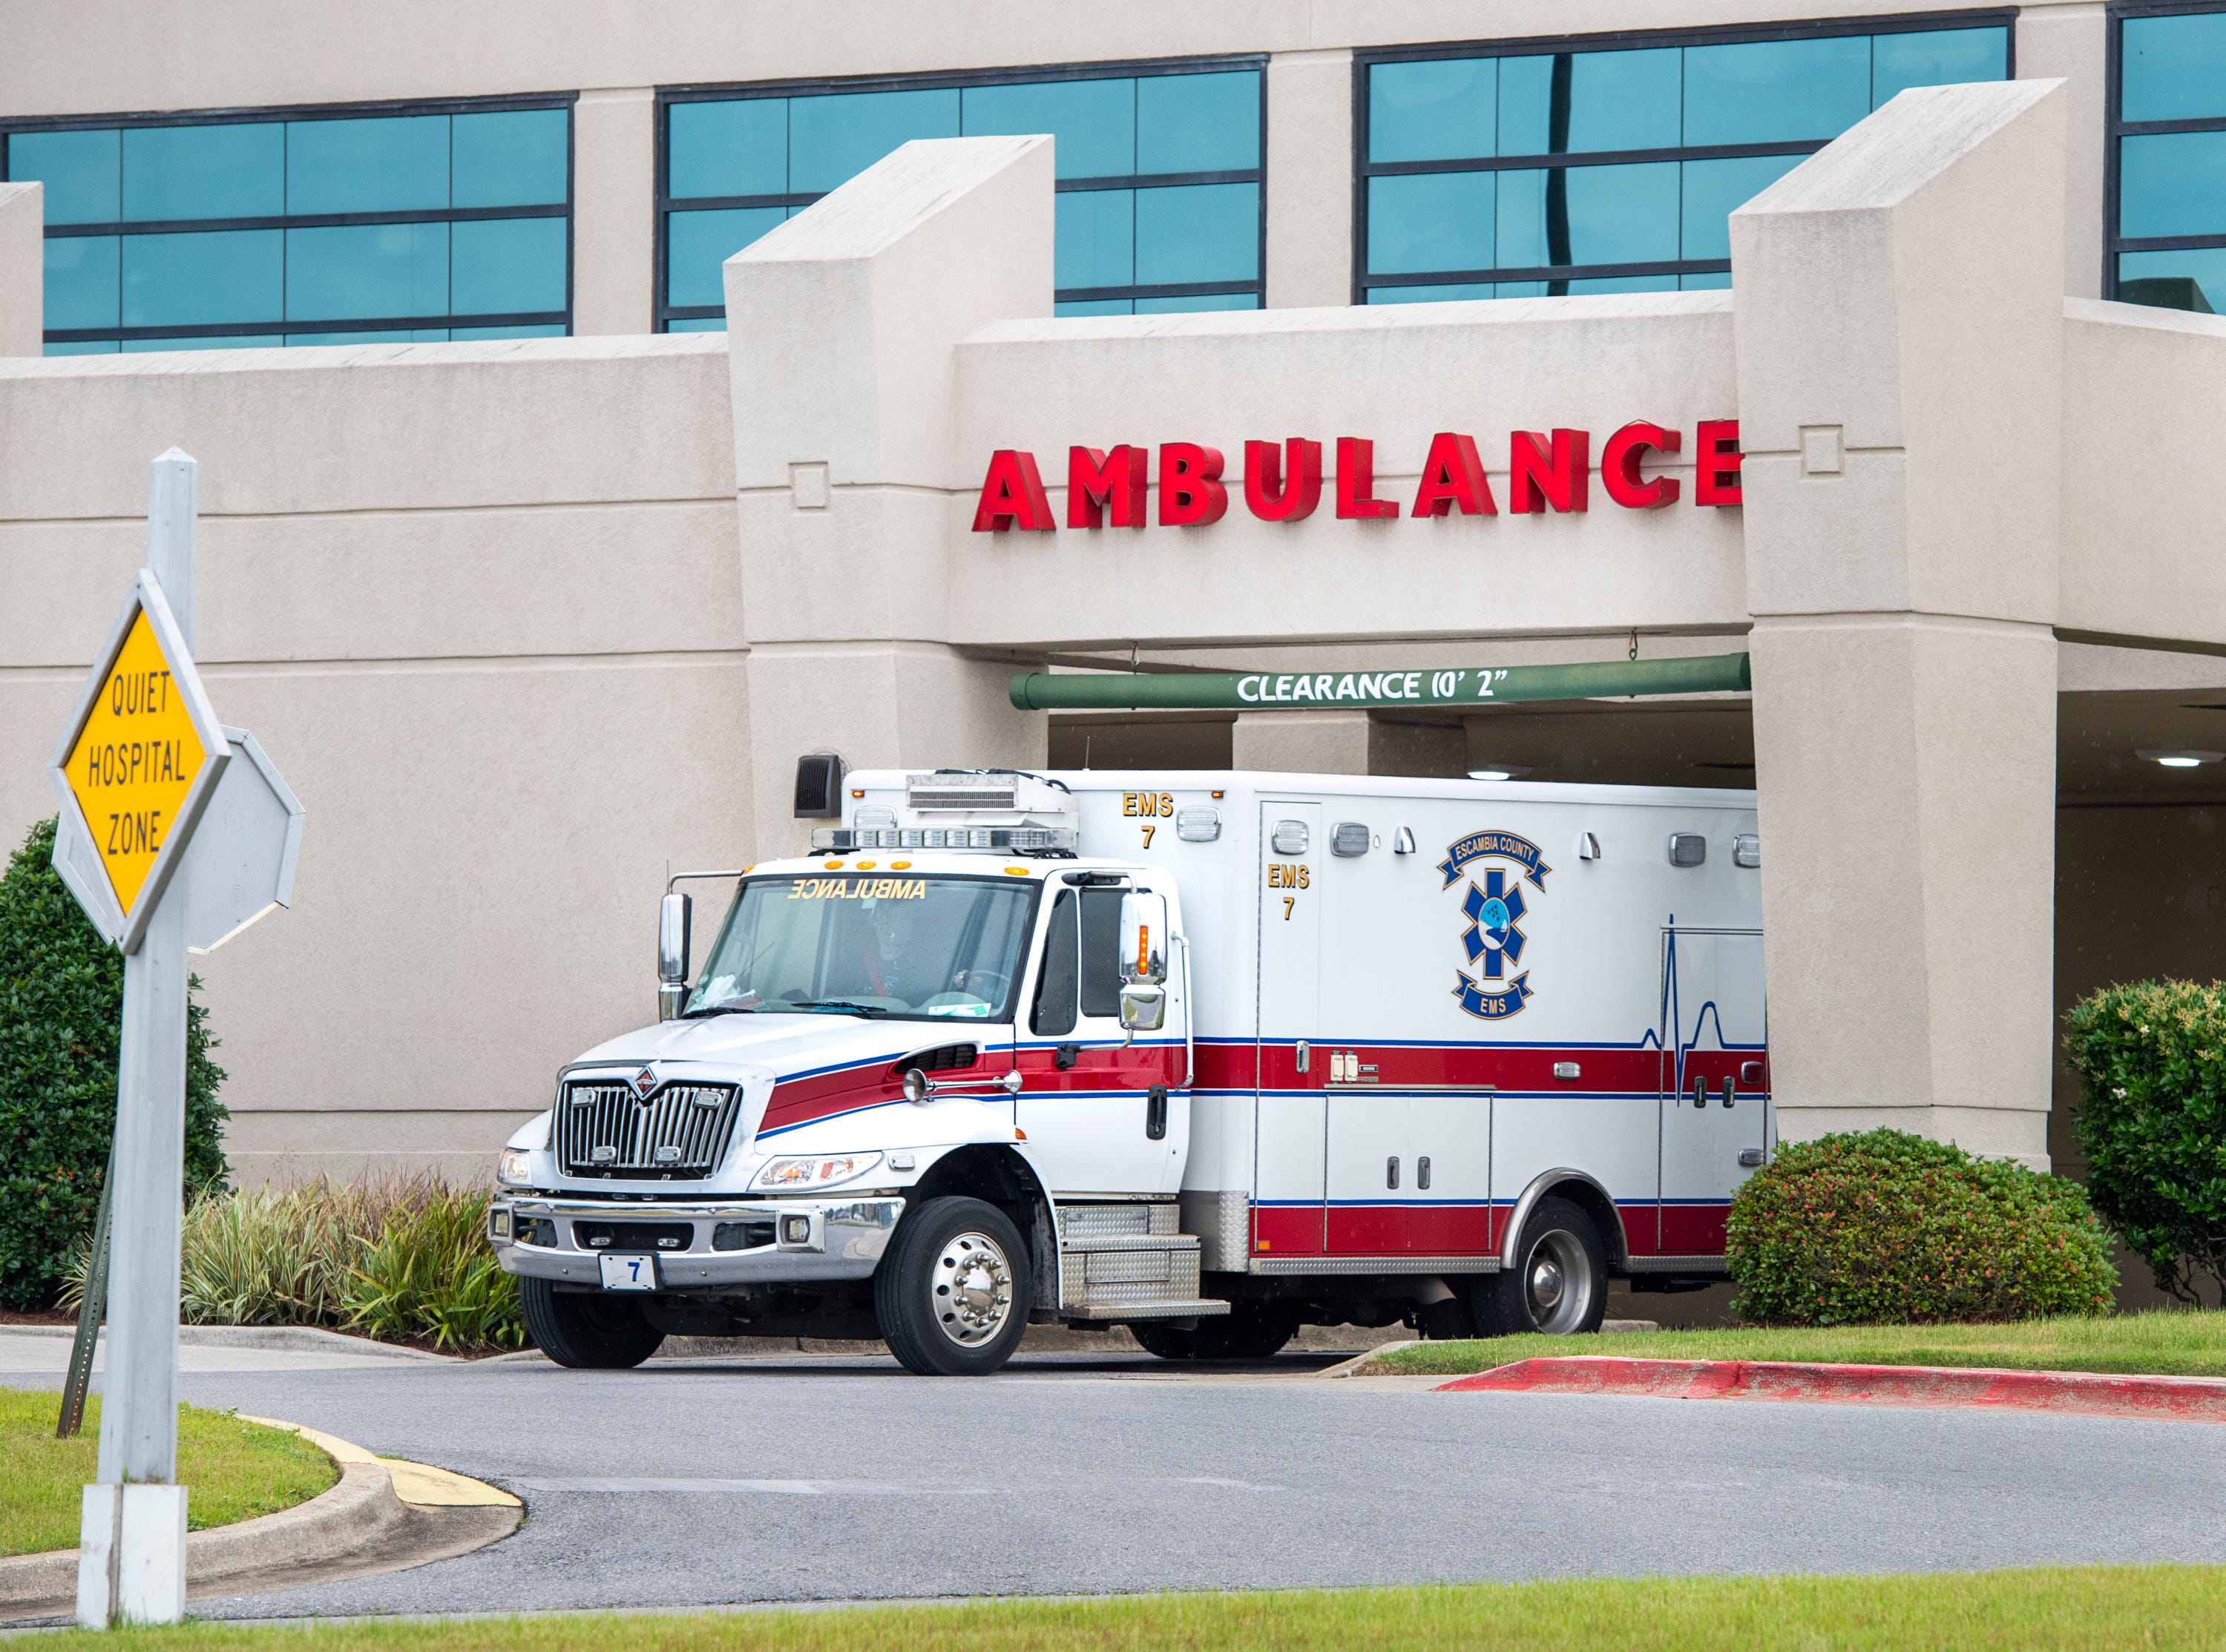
1363 140 1828 179
47 309 565 343
2114 115 2226 137
44 203 567 239
1366 258 1728 287
2114 232 2226 254
1057 280 1264 303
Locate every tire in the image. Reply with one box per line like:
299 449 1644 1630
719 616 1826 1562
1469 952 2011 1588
1472 1196 1608 1337
520 1276 666 1369
1129 1323 1197 1360
875 1197 1034 1375
1185 1303 1298 1361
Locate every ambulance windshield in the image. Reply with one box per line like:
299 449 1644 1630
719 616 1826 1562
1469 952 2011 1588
682 874 1037 1022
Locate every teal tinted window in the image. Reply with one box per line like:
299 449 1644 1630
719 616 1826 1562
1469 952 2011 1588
122 124 283 220
666 205 787 306
9 129 119 224
1136 70 1257 173
44 235 119 329
2113 9 2226 313
1500 48 1680 155
123 229 283 327
1370 59 1494 163
661 62 1261 329
1683 36 1871 146
453 109 568 208
1359 24 2005 302
789 88 958 194
10 101 571 349
668 99 787 199
2123 13 2226 124
1136 290 1255 312
1135 182 1256 285
964 79 1135 178
286 115 449 214
285 223 446 322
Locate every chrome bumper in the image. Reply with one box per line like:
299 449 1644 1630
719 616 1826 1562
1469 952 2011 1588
488 1195 904 1289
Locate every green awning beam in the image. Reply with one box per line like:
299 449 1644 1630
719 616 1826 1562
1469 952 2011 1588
1008 652 1753 712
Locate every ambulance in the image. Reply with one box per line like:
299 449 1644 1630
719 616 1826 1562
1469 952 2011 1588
487 768 1770 1375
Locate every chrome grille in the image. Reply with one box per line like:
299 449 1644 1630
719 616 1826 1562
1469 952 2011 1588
559 1081 741 1178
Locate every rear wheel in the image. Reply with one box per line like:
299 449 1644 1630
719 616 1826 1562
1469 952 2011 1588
521 1277 666 1369
1187 1303 1299 1361
1129 1323 1197 1360
1472 1196 1607 1337
875 1197 1033 1375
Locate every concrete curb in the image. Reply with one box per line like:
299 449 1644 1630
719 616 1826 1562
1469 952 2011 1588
0 1421 520 1622
1317 1340 1420 1379
1437 1356 2226 1422
1 1323 457 1360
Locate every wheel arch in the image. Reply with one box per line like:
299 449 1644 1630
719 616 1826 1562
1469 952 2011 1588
1500 1168 1626 1271
906 1143 1057 1306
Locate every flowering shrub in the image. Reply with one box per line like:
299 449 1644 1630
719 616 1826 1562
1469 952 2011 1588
2065 981 2226 1303
1727 1129 2115 1325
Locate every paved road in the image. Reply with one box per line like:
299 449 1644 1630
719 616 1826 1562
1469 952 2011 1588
9 1338 2226 1616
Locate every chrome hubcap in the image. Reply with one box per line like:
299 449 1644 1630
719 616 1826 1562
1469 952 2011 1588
932 1231 1014 1347
1522 1228 1593 1334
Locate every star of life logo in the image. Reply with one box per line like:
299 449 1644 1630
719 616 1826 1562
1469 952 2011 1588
1439 830 1552 1019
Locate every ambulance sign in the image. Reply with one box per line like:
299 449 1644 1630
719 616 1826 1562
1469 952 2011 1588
48 571 229 949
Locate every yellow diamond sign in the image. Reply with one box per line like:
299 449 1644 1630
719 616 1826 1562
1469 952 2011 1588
49 572 229 948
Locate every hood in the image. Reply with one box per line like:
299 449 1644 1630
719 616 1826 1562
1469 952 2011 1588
569 1011 1004 1082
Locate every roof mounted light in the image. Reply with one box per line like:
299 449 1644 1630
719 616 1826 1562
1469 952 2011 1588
811 826 1076 854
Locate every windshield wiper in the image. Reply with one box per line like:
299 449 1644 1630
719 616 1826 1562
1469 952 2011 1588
680 1003 765 1018
784 999 889 1018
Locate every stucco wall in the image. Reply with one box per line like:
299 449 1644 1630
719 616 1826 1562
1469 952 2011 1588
0 336 746 1182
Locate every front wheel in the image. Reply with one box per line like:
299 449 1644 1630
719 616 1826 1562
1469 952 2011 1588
875 1197 1034 1375
521 1276 666 1369
1472 1196 1607 1337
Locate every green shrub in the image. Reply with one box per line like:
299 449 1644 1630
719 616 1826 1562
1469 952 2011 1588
2064 979 2226 1303
64 1174 526 1353
0 815 227 1309
341 1182 524 1352
1727 1128 2116 1325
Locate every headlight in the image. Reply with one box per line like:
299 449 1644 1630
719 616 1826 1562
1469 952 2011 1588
752 1152 883 1191
497 1148 533 1187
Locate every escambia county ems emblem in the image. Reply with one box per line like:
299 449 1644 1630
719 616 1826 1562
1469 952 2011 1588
1439 830 1552 1019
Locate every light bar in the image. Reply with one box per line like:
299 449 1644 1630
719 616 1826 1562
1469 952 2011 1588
810 827 1077 853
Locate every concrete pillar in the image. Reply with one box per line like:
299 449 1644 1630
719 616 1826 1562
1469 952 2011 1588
0 182 42 357
722 136 1055 859
572 88 656 335
1265 50 1354 309
2018 6 2108 300
1233 710 1368 774
1732 79 2067 1166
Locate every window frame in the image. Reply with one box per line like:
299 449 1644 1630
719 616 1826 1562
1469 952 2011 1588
2104 0 2226 301
1350 10 2017 303
1 91 577 350
654 53 1268 331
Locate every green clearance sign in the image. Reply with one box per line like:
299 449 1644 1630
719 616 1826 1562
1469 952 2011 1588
1008 652 1753 712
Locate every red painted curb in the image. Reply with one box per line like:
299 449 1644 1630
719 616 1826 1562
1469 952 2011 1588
1435 1356 2226 1422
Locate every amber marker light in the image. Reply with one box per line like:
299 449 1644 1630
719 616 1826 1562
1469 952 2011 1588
856 861 876 870
1005 866 1029 875
824 861 844 870
890 860 911 870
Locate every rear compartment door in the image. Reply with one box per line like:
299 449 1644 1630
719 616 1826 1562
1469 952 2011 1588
1252 802 1324 1257
1658 926 1770 1255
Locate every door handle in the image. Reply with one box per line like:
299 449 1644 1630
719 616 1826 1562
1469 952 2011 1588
1146 1085 1167 1141
1739 1148 1764 1168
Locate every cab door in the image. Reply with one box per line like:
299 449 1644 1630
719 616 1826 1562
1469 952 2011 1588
1658 927 1770 1254
1016 878 1188 1197
1252 803 1324 1257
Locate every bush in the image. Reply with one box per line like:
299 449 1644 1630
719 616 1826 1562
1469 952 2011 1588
2064 980 2226 1303
64 1174 525 1353
1727 1128 2116 1325
0 815 228 1309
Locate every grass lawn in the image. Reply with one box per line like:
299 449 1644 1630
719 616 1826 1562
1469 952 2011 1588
1 1388 336 1558
24 1566 2226 1651
1373 1309 2226 1379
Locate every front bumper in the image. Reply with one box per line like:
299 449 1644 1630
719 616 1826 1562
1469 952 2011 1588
488 1194 904 1289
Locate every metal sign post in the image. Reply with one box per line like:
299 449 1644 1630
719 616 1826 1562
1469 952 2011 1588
42 449 303 1630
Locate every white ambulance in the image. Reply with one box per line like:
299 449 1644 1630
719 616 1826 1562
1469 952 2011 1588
488 769 1770 1375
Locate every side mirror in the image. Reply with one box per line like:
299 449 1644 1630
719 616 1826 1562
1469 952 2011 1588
1119 891 1169 986
657 891 692 1021
1118 982 1167 1033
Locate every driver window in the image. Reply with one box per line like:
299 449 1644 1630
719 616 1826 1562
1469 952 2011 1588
1031 889 1078 1036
